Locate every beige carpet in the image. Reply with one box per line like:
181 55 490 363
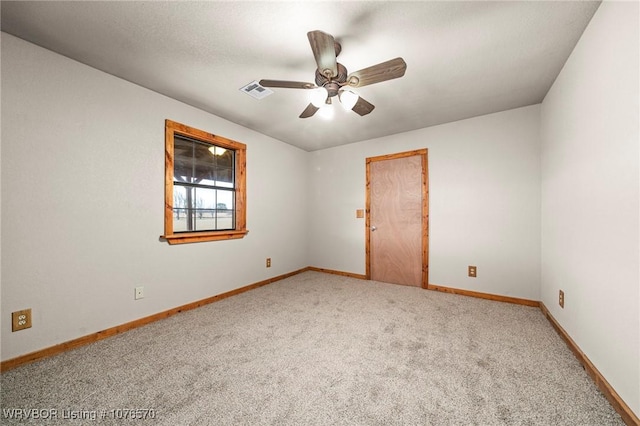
1 271 623 425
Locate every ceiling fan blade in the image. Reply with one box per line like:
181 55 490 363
307 30 338 78
347 57 407 88
299 103 319 119
351 96 375 116
259 79 315 89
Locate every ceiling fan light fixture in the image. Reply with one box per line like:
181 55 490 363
339 90 359 111
310 87 329 108
261 30 407 119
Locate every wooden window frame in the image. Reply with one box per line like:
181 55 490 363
162 119 248 245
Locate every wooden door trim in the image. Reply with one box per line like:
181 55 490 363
365 149 429 288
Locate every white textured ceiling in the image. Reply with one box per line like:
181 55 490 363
1 1 600 151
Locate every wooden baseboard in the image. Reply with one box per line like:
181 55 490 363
427 283 540 307
307 266 367 280
0 267 309 372
539 303 639 426
3 268 637 425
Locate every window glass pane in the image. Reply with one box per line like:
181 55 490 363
216 190 234 212
172 186 235 232
191 187 235 231
215 189 235 231
172 154 236 232
174 136 235 188
216 149 234 168
210 146 227 158
215 168 234 188
214 149 234 187
192 142 216 185
192 187 216 231
172 185 190 232
173 137 194 183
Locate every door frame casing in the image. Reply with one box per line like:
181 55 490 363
365 149 429 288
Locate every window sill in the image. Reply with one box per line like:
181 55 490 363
161 229 248 245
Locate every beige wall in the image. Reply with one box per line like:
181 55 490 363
0 33 309 361
308 105 542 301
540 1 639 417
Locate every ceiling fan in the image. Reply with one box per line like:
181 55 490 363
260 30 407 118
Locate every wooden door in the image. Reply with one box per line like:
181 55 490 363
366 150 428 287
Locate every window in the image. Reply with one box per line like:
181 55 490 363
163 120 247 244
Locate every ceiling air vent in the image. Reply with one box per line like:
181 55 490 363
240 81 274 100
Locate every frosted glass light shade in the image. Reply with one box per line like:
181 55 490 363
339 90 359 110
310 87 329 108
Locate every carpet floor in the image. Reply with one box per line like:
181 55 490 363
1 271 624 425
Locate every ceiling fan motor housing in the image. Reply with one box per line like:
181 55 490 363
316 63 348 97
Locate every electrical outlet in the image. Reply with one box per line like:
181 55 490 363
559 290 564 308
266 258 271 268
135 286 144 300
468 266 477 277
12 309 32 332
